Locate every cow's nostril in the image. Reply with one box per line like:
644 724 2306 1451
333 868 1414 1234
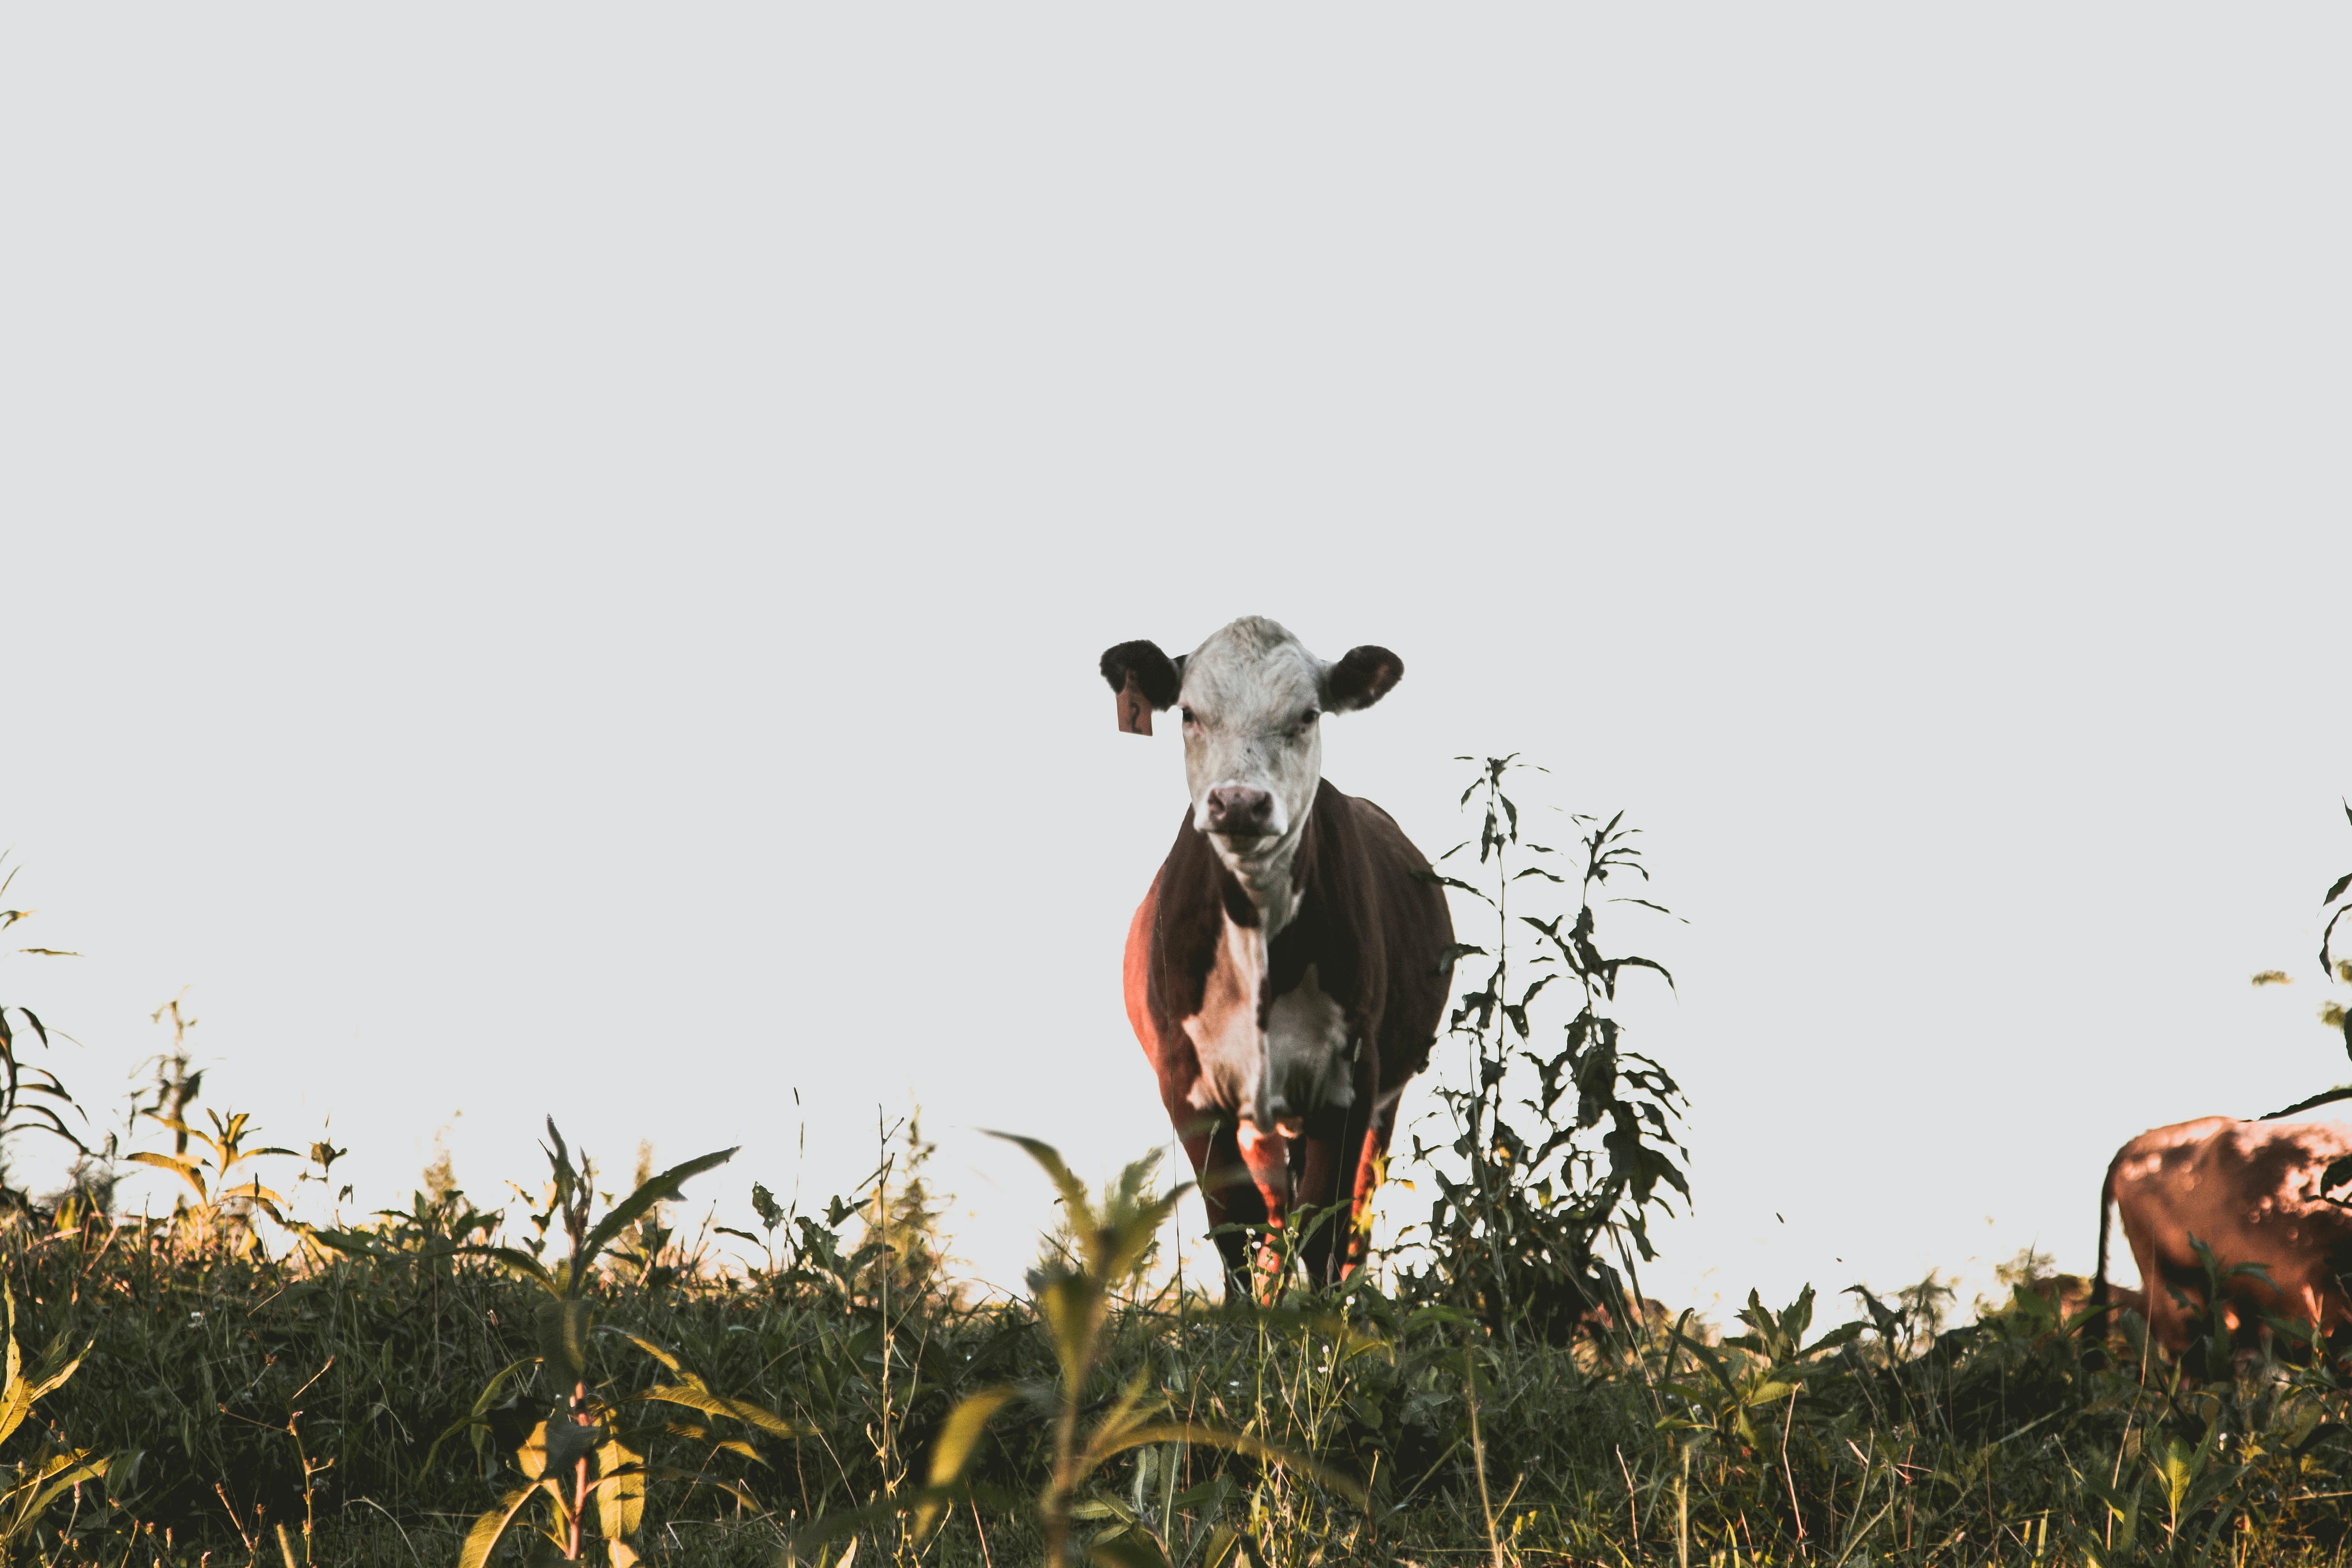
1207 786 1274 833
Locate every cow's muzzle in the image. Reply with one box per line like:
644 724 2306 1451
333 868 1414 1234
1204 786 1276 836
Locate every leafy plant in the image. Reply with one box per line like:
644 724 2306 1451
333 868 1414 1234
1401 755 1687 1343
129 1108 298 1232
798 1135 1363 1568
0 857 90 1186
0 1281 105 1551
417 1121 803 1568
2256 801 2352 1126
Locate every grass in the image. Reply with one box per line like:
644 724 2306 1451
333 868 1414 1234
0 1117 2350 1568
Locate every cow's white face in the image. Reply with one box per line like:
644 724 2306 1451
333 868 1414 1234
1100 616 1406 905
1178 618 1327 864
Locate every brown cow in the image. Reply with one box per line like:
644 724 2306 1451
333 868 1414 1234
2094 1116 2352 1356
1101 617 1454 1297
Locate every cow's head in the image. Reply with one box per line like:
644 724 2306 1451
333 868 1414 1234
1101 616 1403 870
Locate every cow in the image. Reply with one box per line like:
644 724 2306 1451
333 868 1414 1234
2093 1116 2352 1359
1099 616 1455 1298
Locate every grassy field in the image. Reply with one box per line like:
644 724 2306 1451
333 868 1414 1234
0 1120 2348 1568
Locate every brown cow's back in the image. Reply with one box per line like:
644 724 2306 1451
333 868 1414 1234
2102 1116 2352 1354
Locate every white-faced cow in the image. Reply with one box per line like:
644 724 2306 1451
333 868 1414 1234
1101 616 1454 1296
2094 1116 2352 1357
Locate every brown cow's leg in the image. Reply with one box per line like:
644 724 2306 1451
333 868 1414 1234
1339 1108 1399 1278
1294 1132 1341 1285
1133 879 1262 1295
1296 1091 1373 1288
1168 1112 1262 1297
1235 1120 1295 1299
1311 1054 1394 1286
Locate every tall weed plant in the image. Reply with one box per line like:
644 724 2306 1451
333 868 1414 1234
1396 755 1688 1344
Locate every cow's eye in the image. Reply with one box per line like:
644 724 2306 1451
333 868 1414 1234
1180 707 1197 726
1295 708 1320 733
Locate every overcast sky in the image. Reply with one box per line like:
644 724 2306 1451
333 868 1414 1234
5 10 2350 1322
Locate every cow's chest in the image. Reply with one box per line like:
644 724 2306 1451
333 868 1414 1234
1181 914 1356 1130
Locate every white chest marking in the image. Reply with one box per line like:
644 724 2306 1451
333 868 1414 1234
1182 914 1265 1116
1181 914 1356 1132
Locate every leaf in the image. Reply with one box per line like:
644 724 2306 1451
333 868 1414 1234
577 1147 738 1281
1086 1422 1366 1504
1607 954 1678 998
985 1132 1095 1235
458 1485 546 1568
633 1384 816 1439
423 1356 544 1470
2323 1156 2352 1198
126 1151 206 1200
0 1378 34 1450
219 1179 290 1225
2324 903 2352 975
3 1452 108 1540
24 1349 87 1406
1803 1320 1867 1357
1089 1533 1174 1568
2260 1086 2352 1121
1078 1369 1161 1465
1608 897 1679 917
1415 872 1497 907
543 1411 606 1475
1035 1272 1098 1393
594 1439 645 1544
5 1103 88 1153
1199 1525 1245 1568
1099 1187 1188 1286
443 1244 561 1294
912 1385 1020 1539
599 1329 684 1374
537 1298 593 1379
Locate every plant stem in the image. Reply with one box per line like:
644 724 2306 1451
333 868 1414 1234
1465 1342 1502 1568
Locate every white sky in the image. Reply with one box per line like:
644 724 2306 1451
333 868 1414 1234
5 10 2351 1325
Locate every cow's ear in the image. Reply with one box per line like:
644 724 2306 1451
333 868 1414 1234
1099 640 1184 710
1323 645 1404 712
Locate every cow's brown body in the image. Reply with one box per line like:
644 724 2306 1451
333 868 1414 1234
2095 1116 2352 1355
1123 776 1453 1290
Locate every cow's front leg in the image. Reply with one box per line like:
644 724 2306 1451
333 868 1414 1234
1234 1119 1296 1299
1301 1052 1384 1287
1292 1108 1355 1288
1167 1109 1264 1298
